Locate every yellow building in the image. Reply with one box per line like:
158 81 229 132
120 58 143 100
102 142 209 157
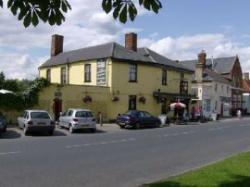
38 33 193 121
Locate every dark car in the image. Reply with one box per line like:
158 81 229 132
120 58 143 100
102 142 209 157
0 115 7 134
116 110 161 129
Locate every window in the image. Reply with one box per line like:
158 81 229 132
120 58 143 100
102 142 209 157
215 101 217 111
66 110 73 116
162 69 167 85
215 84 217 92
129 64 137 82
30 112 50 119
84 64 91 82
46 69 51 82
180 81 188 95
128 95 137 110
75 111 93 118
96 59 106 85
204 99 211 112
61 67 66 84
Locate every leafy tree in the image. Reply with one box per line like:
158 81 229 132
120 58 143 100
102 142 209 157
0 0 162 27
3 79 19 92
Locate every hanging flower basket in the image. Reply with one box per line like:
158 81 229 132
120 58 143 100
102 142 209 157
83 95 92 103
160 97 166 103
139 96 146 104
112 96 119 102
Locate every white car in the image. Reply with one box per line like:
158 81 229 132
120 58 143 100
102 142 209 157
17 110 55 136
59 108 96 133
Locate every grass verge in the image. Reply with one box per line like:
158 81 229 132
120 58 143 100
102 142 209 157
145 151 250 187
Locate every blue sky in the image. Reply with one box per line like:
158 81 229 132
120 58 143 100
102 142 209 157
1 0 250 79
131 0 250 37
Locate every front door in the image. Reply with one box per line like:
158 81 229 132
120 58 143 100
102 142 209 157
128 95 137 110
161 99 167 114
53 98 62 121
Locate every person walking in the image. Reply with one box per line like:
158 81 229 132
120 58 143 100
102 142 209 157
97 111 103 127
237 109 242 120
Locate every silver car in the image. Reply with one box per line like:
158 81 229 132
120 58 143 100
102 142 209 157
59 108 96 133
17 110 55 136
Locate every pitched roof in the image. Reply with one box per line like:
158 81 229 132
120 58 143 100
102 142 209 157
39 42 192 72
243 79 250 92
137 48 190 71
202 68 232 84
181 56 237 74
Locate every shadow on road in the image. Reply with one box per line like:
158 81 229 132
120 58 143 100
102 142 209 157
0 130 22 139
27 130 68 137
73 129 106 134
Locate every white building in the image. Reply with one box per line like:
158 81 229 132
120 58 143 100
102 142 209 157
186 50 232 119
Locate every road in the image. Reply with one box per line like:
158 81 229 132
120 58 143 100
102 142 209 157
1 119 250 187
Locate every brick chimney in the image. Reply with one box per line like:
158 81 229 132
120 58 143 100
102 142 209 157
125 33 137 51
51 34 64 57
195 50 206 82
243 72 249 80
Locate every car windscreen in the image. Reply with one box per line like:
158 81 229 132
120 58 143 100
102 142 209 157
75 111 93 118
31 112 50 119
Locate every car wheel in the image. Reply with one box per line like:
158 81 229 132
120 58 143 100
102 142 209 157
69 125 74 133
135 122 140 129
24 126 29 136
90 128 96 133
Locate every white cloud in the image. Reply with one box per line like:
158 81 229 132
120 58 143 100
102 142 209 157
1 0 250 79
139 33 250 72
0 0 138 79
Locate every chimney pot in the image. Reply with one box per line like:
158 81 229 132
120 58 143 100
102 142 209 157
198 50 206 66
125 33 137 51
51 34 64 57
195 50 207 82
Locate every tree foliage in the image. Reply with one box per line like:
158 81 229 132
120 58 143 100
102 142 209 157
0 74 50 111
0 0 162 27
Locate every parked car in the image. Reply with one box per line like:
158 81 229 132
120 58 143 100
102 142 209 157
58 108 96 133
0 114 7 134
17 110 55 136
116 110 161 129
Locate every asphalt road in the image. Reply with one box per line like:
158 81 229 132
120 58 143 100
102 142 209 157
1 119 250 187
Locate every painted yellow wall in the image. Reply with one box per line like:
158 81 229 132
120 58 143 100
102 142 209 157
37 85 110 121
38 59 192 121
39 69 47 79
39 58 112 87
108 61 193 118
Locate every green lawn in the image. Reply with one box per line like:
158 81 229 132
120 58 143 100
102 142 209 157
146 152 250 187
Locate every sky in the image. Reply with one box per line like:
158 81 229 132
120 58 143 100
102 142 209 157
1 0 250 79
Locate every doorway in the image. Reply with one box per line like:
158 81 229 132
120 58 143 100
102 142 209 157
128 95 137 110
53 98 62 121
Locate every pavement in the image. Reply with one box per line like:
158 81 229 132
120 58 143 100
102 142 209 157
1 118 250 187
